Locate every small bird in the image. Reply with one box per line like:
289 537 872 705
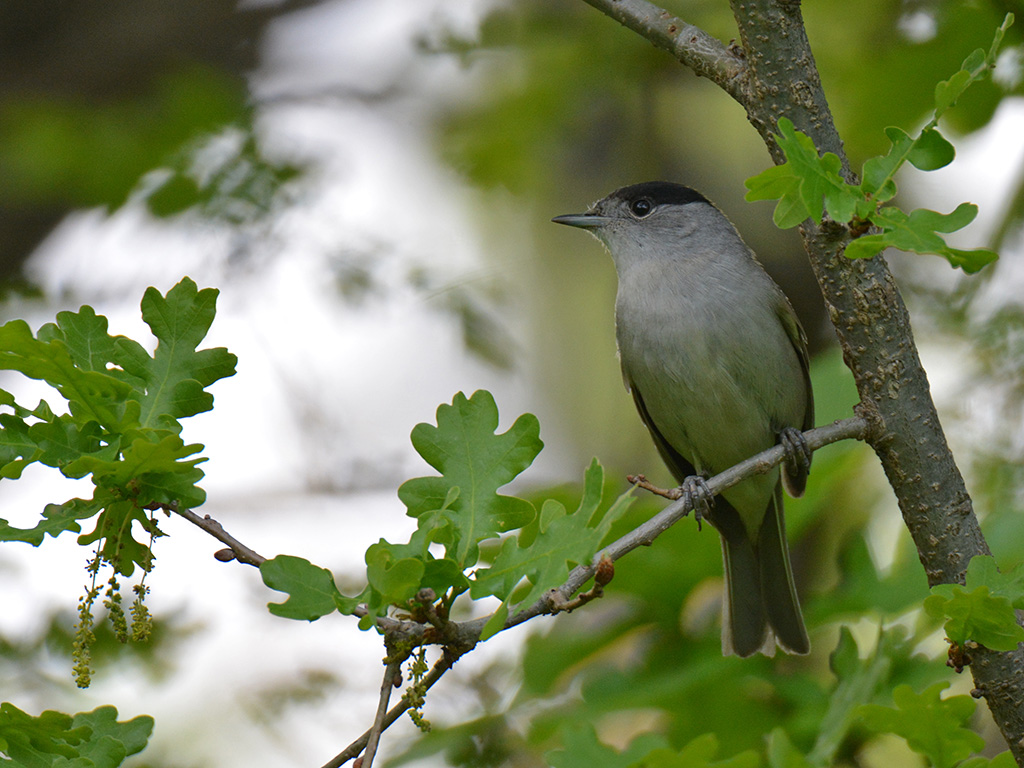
553 181 813 657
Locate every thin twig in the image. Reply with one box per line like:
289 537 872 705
513 415 870 625
360 655 403 768
385 416 870 646
320 649 464 768
172 507 267 566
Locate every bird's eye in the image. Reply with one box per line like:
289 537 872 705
629 198 654 218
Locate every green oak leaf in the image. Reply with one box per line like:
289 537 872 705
27 415 104 470
962 555 1024 607
878 202 978 238
372 497 471 601
546 725 668 768
767 729 813 768
0 279 235 583
64 431 208 511
113 278 237 433
0 411 40 478
924 555 1024 650
744 162 809 228
0 318 134 431
859 682 984 768
959 752 1018 768
262 555 344 621
935 65 977 117
745 117 852 227
0 497 100 546
70 706 154 766
842 234 888 262
0 703 85 763
342 542 433 630
66 433 203 485
77 495 163 577
0 703 152 768
860 126 915 200
745 16 1012 278
134 462 207 509
365 540 427 607
343 486 473 629
37 305 121 376
943 246 1000 273
398 390 542 568
471 459 633 639
933 14 1013 118
924 584 1024 650
860 126 954 202
907 127 956 171
845 204 998 273
420 557 468 596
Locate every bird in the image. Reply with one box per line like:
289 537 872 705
552 181 813 657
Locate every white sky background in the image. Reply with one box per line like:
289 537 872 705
1 1 1023 766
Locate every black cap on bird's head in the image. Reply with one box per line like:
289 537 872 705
552 181 710 229
608 182 709 208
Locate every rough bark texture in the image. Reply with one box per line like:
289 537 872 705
583 0 1024 759
731 0 845 170
802 225 988 583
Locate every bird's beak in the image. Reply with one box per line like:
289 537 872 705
551 213 610 229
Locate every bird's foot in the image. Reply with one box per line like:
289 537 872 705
628 474 713 530
678 475 714 531
779 427 811 476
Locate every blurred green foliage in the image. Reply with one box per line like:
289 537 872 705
802 0 1017 164
440 0 1022 197
0 67 242 209
0 65 301 222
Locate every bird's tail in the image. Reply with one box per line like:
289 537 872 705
720 485 809 657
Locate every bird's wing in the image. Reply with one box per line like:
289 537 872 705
776 297 814 433
627 378 698 484
776 297 814 496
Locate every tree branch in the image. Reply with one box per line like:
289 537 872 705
579 0 1024 758
727 0 850 173
578 0 747 101
381 417 868 648
171 507 267 567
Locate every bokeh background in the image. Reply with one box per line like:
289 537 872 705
2 0 1024 766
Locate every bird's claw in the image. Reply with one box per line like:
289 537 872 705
679 475 714 531
779 427 811 474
